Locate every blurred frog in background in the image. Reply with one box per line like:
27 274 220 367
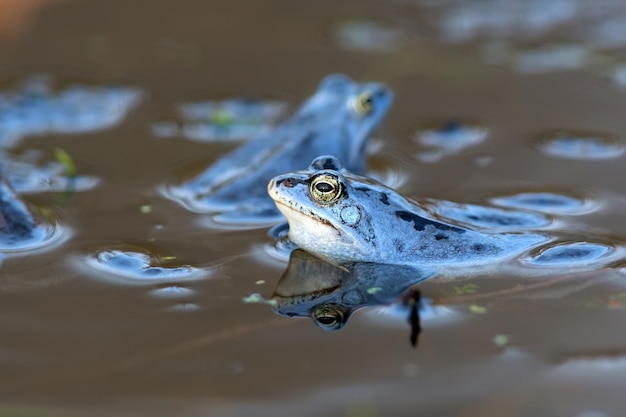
163 74 393 225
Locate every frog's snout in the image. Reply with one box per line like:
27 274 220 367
269 176 298 192
282 178 297 188
268 176 289 200
267 177 278 198
268 174 309 204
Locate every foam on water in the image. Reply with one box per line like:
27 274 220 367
80 248 209 284
0 75 142 148
151 98 286 142
2 150 100 194
334 19 402 53
514 44 588 73
490 191 596 215
534 131 624 160
420 0 626 48
413 120 488 163
521 241 622 269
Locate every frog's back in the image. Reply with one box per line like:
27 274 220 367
268 155 548 269
351 187 548 267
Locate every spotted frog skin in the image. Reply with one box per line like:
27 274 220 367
268 156 547 270
167 74 393 222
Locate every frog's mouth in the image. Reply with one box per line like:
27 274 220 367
273 199 343 237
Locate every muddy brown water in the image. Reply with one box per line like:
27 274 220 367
2 0 626 416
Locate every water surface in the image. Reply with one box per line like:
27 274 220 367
1 0 626 416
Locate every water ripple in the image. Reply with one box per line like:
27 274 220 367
253 237 296 267
0 177 70 258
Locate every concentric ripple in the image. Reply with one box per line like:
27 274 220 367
254 236 297 267
0 177 70 256
534 131 624 160
0 220 67 253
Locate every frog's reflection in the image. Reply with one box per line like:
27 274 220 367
271 249 432 344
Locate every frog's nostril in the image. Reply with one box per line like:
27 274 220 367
281 178 296 188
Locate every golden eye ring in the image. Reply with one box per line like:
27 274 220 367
352 91 374 115
309 173 342 204
312 304 346 331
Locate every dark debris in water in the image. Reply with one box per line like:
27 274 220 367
405 288 422 348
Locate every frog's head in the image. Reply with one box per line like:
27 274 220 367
300 74 393 170
268 155 383 264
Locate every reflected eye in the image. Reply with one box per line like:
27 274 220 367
312 304 346 331
352 91 374 115
309 174 342 204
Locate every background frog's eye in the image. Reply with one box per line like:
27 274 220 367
352 91 374 115
311 304 347 331
309 174 342 204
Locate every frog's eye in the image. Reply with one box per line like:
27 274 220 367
309 173 342 204
352 91 374 115
311 304 347 331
